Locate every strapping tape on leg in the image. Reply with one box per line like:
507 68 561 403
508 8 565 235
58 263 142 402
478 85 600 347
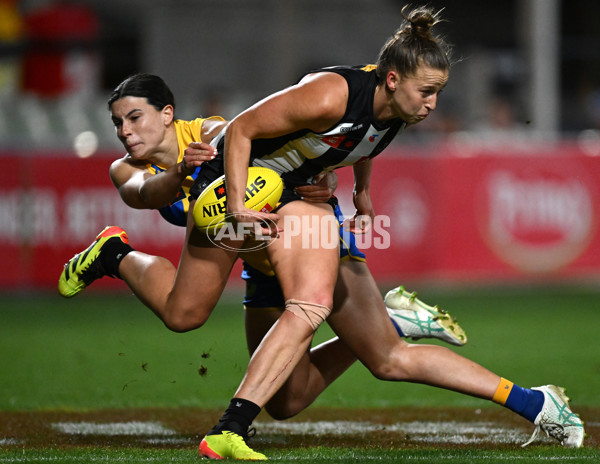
285 299 331 331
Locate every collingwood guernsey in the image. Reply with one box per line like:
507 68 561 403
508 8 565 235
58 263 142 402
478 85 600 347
205 65 407 189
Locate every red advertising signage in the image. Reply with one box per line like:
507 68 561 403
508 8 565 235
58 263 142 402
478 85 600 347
332 142 600 282
0 154 186 290
2 142 600 290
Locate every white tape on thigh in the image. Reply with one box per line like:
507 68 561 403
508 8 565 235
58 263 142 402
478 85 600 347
285 299 331 331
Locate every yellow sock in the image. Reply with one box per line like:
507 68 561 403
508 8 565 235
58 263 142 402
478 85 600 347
492 377 514 405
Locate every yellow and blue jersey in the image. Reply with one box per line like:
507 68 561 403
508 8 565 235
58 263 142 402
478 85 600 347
149 117 223 226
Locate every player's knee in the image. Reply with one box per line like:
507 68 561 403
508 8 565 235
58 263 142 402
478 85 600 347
363 343 412 381
310 292 334 311
368 360 403 381
163 317 202 333
163 320 193 333
264 394 306 420
162 305 211 333
285 299 332 331
264 403 298 421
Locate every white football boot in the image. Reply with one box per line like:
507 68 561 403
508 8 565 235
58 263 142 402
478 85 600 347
522 385 585 448
384 285 468 346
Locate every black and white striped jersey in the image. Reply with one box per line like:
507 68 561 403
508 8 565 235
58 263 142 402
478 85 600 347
208 65 406 188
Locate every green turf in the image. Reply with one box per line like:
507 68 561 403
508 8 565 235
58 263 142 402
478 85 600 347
0 446 597 463
1 284 599 411
1 286 598 462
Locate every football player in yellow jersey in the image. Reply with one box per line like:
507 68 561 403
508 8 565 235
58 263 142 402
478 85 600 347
110 114 223 226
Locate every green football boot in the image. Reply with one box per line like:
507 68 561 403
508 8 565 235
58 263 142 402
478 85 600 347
385 285 468 346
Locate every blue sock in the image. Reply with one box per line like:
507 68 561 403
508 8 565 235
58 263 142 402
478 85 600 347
505 385 545 422
389 318 405 337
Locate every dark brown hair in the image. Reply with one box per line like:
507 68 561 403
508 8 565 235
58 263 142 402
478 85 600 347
108 73 176 113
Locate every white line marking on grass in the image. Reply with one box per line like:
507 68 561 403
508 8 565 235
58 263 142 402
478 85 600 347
50 421 177 436
257 420 374 436
255 420 553 445
0 438 20 445
400 421 530 444
142 437 195 445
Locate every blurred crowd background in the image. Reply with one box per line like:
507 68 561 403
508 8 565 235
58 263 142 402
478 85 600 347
3 0 600 290
1 0 599 153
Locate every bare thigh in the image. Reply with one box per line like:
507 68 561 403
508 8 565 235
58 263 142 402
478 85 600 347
160 206 243 330
266 201 339 307
328 259 405 366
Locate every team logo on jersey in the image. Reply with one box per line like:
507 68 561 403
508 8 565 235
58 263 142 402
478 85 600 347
369 133 379 142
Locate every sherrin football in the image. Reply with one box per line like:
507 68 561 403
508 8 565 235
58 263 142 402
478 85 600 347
193 166 283 233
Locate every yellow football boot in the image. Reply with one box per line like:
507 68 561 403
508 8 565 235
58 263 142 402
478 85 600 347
58 226 128 298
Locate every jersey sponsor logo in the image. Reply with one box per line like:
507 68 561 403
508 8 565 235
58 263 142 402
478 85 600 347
339 123 364 133
369 133 379 142
322 135 346 148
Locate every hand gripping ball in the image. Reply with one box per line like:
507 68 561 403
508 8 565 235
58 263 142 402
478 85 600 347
193 166 283 233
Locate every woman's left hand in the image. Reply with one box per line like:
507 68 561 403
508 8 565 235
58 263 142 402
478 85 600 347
344 189 375 234
295 171 338 202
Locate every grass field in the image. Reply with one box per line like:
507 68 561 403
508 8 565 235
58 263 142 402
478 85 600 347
1 284 599 462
